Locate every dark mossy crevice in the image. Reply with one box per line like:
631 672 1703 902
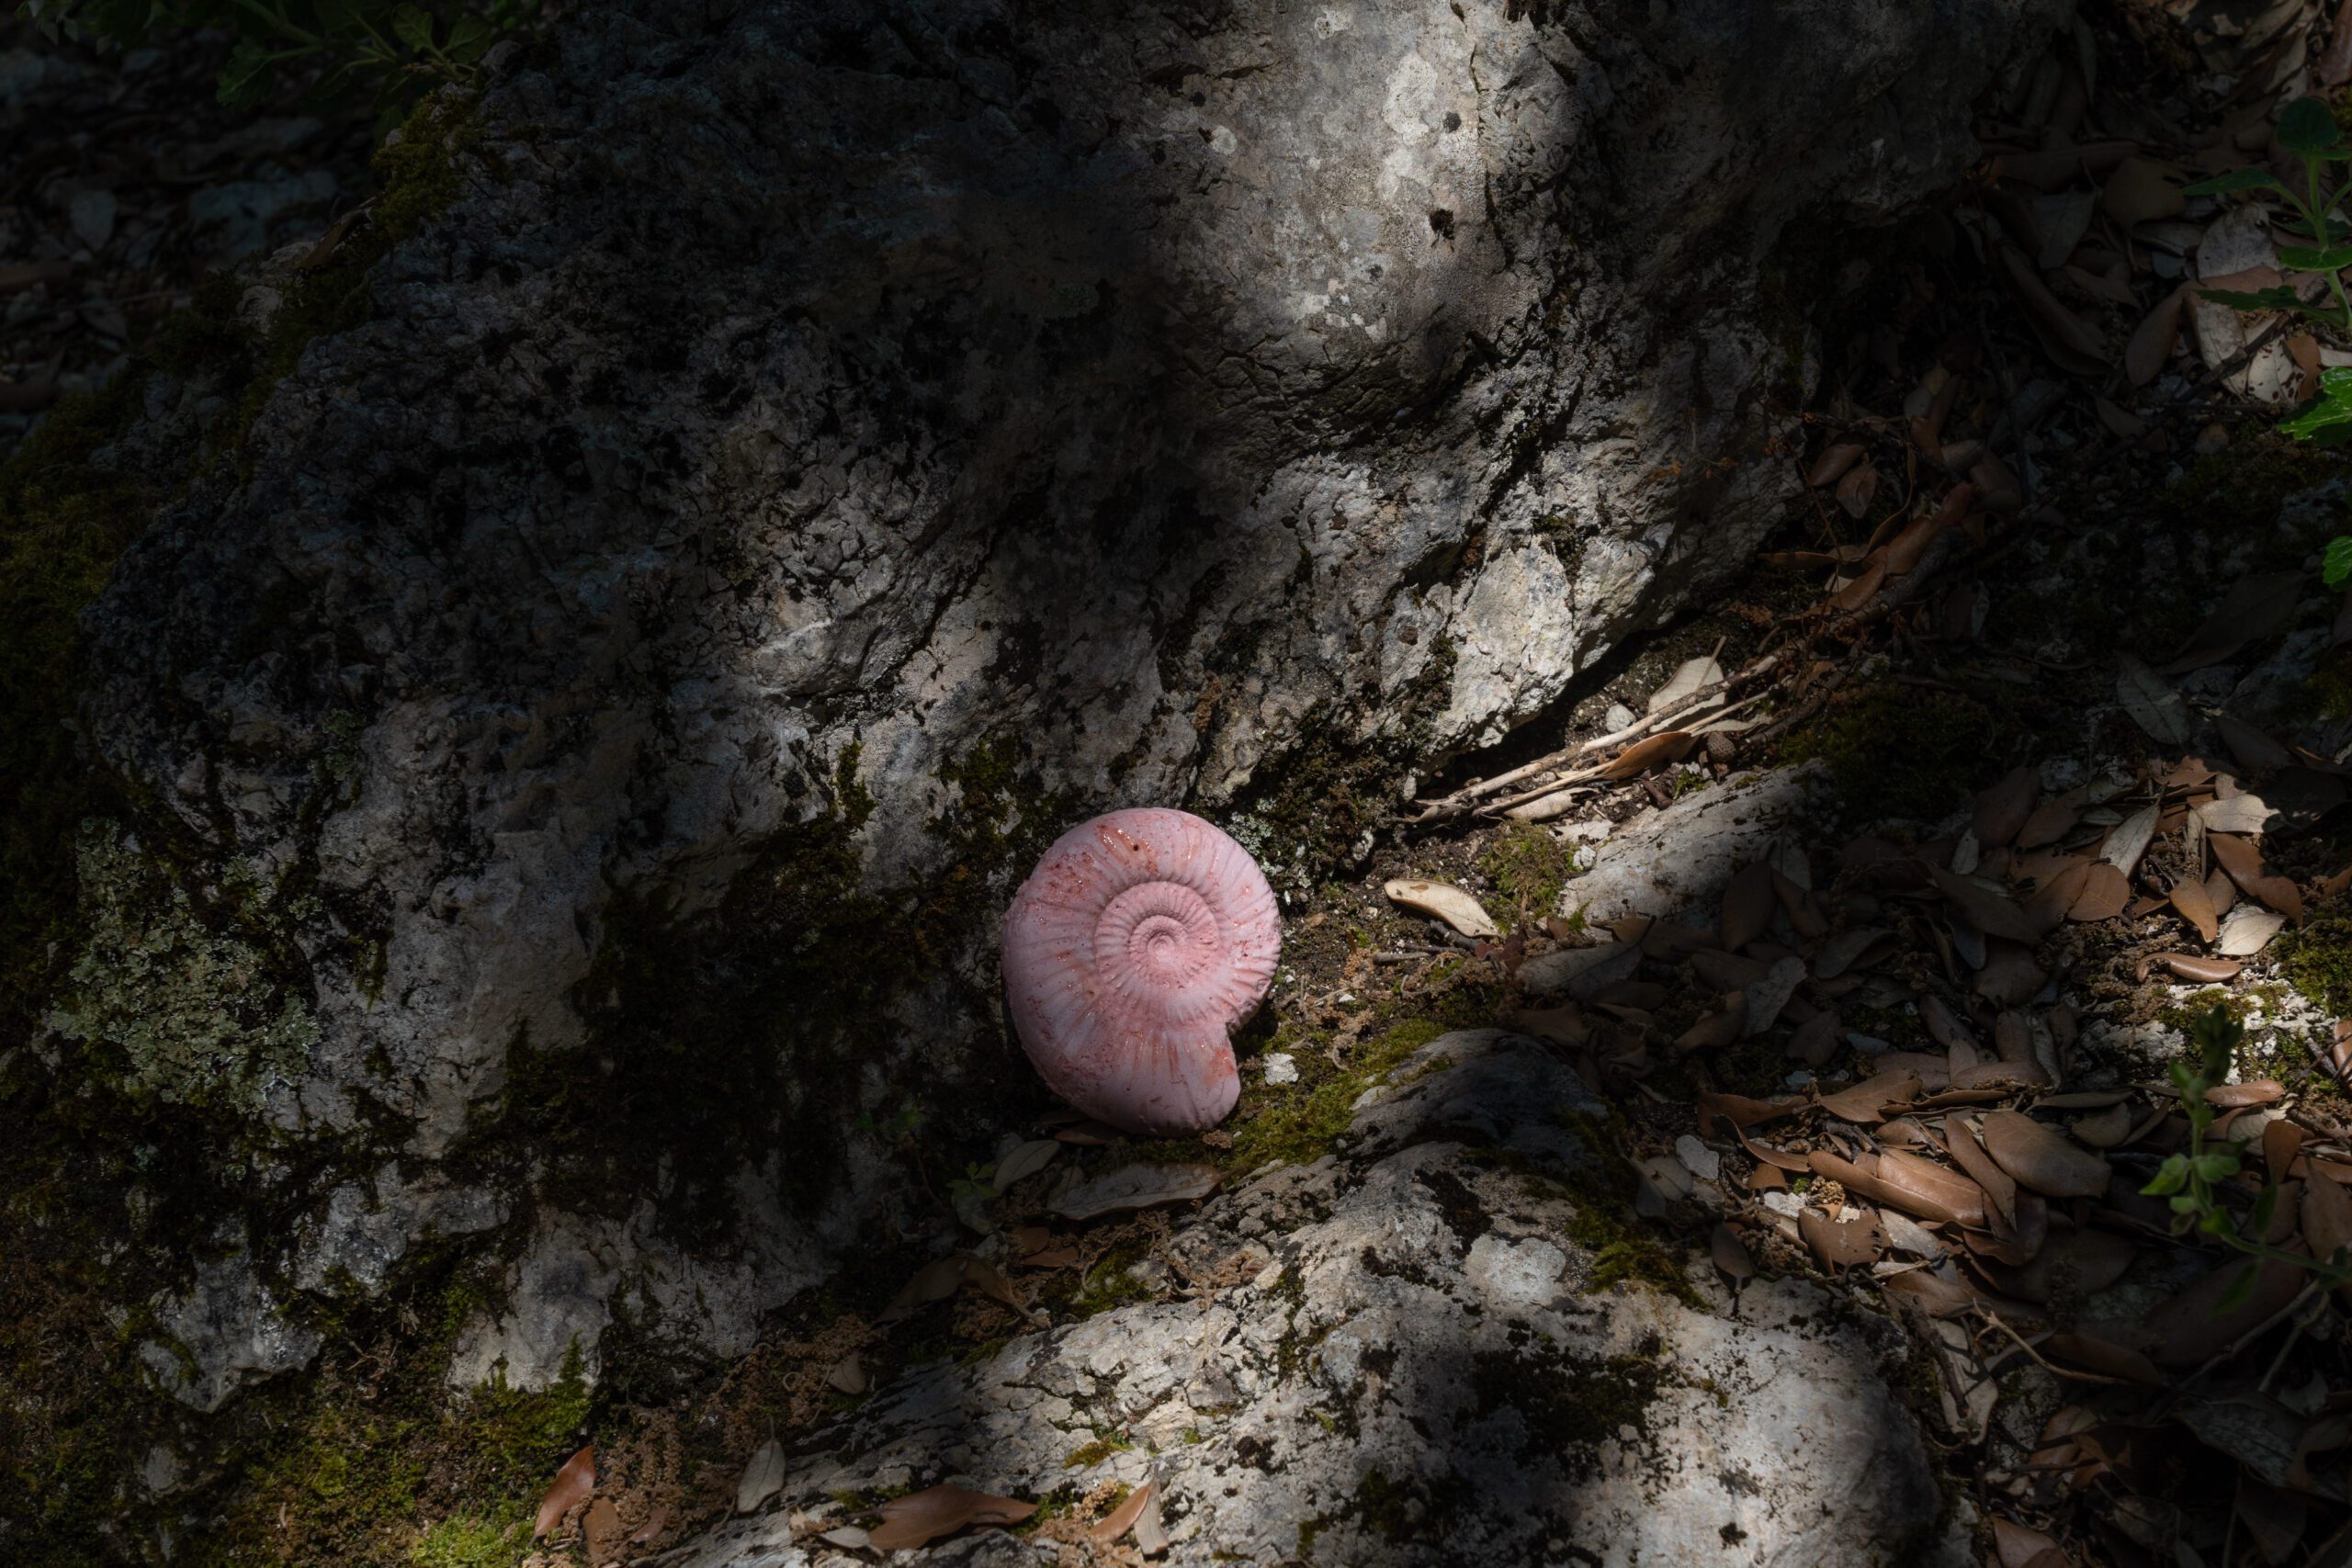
477 732 1082 1259
1784 681 2008 824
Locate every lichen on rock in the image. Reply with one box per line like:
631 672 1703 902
47 821 317 1114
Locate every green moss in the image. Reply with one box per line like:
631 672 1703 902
1069 1241 1159 1318
1553 1110 1702 1307
2278 915 2352 1019
407 1506 530 1568
1063 1433 1135 1468
1229 1018 1450 1170
187 1311 591 1568
1785 682 2002 823
47 823 318 1111
1478 822 1576 925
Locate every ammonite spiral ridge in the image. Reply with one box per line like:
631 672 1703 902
1001 808 1281 1134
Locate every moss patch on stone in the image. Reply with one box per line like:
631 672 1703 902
47 823 319 1111
1228 1018 1450 1171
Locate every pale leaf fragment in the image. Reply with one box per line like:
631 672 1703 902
1647 654 1724 716
1384 878 1498 938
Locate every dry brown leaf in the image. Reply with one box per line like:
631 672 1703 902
2303 1176 2352 1283
1806 442 1865 488
1827 555 1888 614
1973 767 2039 847
2208 832 2305 923
736 1438 787 1514
1974 942 2050 1008
2265 1119 2305 1187
2217 712 2293 774
2117 654 2189 746
1880 1148 1990 1226
2093 395 2149 440
2163 574 2305 674
1834 463 1879 519
1676 996 1748 1054
868 1484 1038 1552
1134 1483 1169 1556
2125 285 2188 387
1720 861 1777 952
1944 1119 2018 1226
1883 514 1942 577
2170 876 2220 943
1601 730 1697 781
2237 1472 2310 1568
1979 1111 2112 1198
1091 1479 1157 1543
1801 1208 1882 1270
2152 952 2244 983
583 1498 624 1564
1816 1068 1923 1123
1996 243 2109 375
1928 866 2046 943
2018 795 2083 850
1695 1089 1804 1131
881 1257 968 1322
960 1256 1041 1323
2040 1332 2161 1387
2147 1258 2304 1367
2102 157 2185 229
1710 1223 1754 1281
535 1446 596 1540
2066 863 2130 922
1055 1164 1220 1222
2205 1079 2283 1109
1994 1516 2066 1568
2071 1102 2135 1148
1810 1149 1973 1226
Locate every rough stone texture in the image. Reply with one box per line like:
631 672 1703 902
71 0 2056 1396
1557 763 1828 928
663 1032 1953 1568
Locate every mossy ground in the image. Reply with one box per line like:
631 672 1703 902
1477 822 1577 927
1785 682 2005 824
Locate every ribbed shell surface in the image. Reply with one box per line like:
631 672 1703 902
1001 808 1281 1134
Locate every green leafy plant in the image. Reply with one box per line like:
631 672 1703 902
2141 1006 2351 1307
2261 365 2352 587
2185 96 2352 338
15 0 542 120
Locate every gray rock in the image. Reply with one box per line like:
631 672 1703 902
663 1032 1951 1567
138 1229 322 1413
290 1162 507 1297
70 0 2055 1379
1563 764 1827 927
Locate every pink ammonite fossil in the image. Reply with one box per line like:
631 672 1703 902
1001 808 1281 1134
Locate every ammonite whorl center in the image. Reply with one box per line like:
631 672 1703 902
1098 881 1219 988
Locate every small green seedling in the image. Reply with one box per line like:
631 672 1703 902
2265 364 2352 587
2185 96 2352 338
2141 1006 2352 1309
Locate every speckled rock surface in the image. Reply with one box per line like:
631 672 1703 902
661 1031 1954 1568
66 0 2057 1397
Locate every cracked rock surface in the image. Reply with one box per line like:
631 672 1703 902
69 0 2056 1393
663 1032 1954 1568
